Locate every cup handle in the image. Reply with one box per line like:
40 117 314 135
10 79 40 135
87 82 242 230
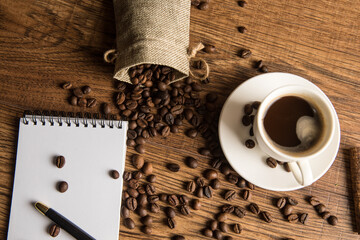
287 160 313 186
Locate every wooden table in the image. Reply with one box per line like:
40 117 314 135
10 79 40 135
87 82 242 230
0 0 359 239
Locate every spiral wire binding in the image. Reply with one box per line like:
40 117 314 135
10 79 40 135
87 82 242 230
21 110 123 129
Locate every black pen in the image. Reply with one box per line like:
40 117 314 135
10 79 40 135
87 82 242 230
35 202 96 240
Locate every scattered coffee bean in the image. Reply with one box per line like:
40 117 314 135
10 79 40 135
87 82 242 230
186 128 198 138
82 85 91 94
222 204 234 213
167 163 180 172
132 171 143 180
244 104 253 115
240 49 252 58
180 205 191 215
283 204 293 216
227 173 239 184
73 87 84 98
49 224 60 237
179 195 189 205
277 197 287 209
192 199 201 210
168 194 179 206
259 65 268 73
252 101 261 109
242 115 251 126
187 181 196 193
211 158 223 169
62 82 72 89
255 60 263 69
55 156 65 168
137 194 148 207
70 96 78 106
127 188 139 198
219 221 229 233
328 215 338 225
128 179 139 189
147 174 156 183
198 1 209 10
141 215 153 226
142 162 153 175
238 26 247 33
148 195 159 203
204 45 216 53
150 203 160 213
124 218 135 229
234 206 247 218
86 98 97 108
125 197 137 211
196 187 204 198
186 157 198 168
261 211 273 223
173 235 185 240
211 179 221 190
245 139 255 148
299 213 309 224
196 177 206 187
321 211 331 220
58 181 68 193
199 148 211 156
242 189 252 201
206 93 218 103
233 223 242 234
220 164 231 175
102 103 111 115
315 204 326 213
217 212 228 222
145 184 156 195
167 217 176 229
204 169 218 180
137 185 146 194
121 205 130 218
287 197 298 206
249 203 260 215
203 228 213 237
287 214 299 223
309 196 321 206
204 186 213 198
78 98 87 107
266 157 277 168
225 190 236 201
237 178 247 188
123 171 132 182
208 220 218 231
238 0 247 7
142 226 152 234
213 229 223 240
283 162 291 172
126 139 136 147
135 136 146 145
135 144 145 154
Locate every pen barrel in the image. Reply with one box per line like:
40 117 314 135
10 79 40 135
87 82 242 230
46 208 96 240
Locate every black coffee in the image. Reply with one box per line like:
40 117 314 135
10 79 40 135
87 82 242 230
263 96 322 150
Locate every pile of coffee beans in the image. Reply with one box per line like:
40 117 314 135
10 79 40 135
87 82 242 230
62 83 97 108
191 0 210 11
308 196 338 225
276 196 309 224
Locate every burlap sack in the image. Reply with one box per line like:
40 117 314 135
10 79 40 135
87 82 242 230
113 0 191 84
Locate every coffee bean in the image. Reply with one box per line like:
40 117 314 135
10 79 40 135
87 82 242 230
213 230 223 240
125 197 137 211
328 215 338 225
69 96 78 106
186 128 198 138
173 235 185 240
148 195 159 203
121 205 130 218
287 214 299 223
283 162 291 172
237 178 247 188
252 101 261 109
78 98 87 107
142 226 152 234
87 98 97 108
309 196 321 206
199 148 211 156
124 218 135 229
283 204 293 216
184 109 194 121
127 130 137 140
138 185 146 195
211 158 223 169
135 136 146 145
165 113 175 125
242 115 251 126
167 163 180 172
234 206 247 218
206 93 218 103
219 222 229 233
233 223 242 234
127 139 136 147
217 212 228 222
227 174 239 184
58 181 68 193
192 199 201 210
240 49 252 58
62 82 72 89
137 194 148 207
170 125 179 133
277 197 287 209
141 215 153 226
203 228 213 237
211 179 221 190
149 203 160 213
196 177 206 187
299 213 309 224
321 211 331 219
167 217 176 229
180 205 191 215
186 157 198 168
190 115 201 127
171 105 183 115
204 186 213 198
249 203 260 215
242 189 252 201
187 181 196 193
204 169 218 180
244 104 253 115
161 125 171 137
49 224 60 237
55 156 65 168
122 190 129 201
102 103 111 115
266 157 277 168
135 144 146 154
261 211 273 223
245 139 255 148
287 197 298 206
204 45 216 53
145 184 156 195
196 187 204 198
168 194 179 206
225 190 236 201
116 92 126 105
208 220 218 231
82 85 91 94
255 60 264 69
238 26 247 33
238 1 247 7
123 171 132 181
179 195 189 205
128 179 139 189
259 65 268 73
147 174 156 183
222 204 234 213
110 170 120 179
73 87 84 98
315 204 326 213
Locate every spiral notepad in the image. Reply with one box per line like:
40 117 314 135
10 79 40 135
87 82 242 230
7 112 128 240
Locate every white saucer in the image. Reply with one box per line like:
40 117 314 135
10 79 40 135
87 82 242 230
218 72 341 191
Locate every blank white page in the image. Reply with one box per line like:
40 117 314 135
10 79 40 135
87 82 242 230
7 115 127 240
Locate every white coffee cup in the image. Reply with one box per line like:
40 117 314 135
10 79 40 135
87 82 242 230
253 84 336 186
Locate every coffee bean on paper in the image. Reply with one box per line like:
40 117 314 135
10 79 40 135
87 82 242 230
55 156 65 168
266 157 277 168
186 128 198 138
186 157 198 168
204 45 216 53
249 203 260 215
147 174 156 183
224 190 236 201
245 139 255 148
288 214 299 223
283 204 293 216
49 224 60 237
148 195 159 203
138 194 148 207
196 177 206 187
233 223 242 234
287 197 298 206
58 181 68 193
78 98 87 107
111 170 120 179
328 215 338 225
277 197 287 209
261 211 273 223
167 163 180 172
70 96 78 106
192 199 201 210
124 218 135 229
82 85 91 94
141 215 153 226
299 213 309 224
209 220 218 231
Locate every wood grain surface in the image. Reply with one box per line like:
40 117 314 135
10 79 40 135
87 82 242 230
0 0 359 239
